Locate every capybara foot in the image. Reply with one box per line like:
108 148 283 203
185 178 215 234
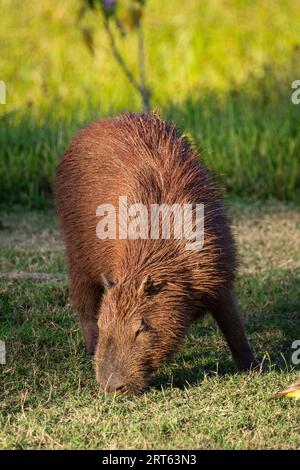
84 345 96 358
235 354 260 372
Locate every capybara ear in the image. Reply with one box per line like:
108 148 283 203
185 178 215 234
101 273 114 292
139 275 166 296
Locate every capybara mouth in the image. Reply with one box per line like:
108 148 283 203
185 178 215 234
96 370 150 395
124 385 148 395
98 382 148 395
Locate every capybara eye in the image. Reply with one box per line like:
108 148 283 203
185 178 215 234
135 319 148 337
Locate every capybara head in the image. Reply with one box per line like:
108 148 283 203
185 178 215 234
95 274 189 394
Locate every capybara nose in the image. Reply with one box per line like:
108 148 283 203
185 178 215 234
106 382 127 393
101 374 127 393
115 384 127 394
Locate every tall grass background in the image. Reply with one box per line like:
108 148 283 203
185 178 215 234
1 0 300 207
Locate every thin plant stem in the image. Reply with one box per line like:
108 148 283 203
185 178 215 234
103 17 151 111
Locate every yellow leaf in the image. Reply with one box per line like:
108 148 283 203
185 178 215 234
274 379 300 399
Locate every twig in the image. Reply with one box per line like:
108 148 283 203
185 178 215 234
0 271 66 282
103 17 151 111
137 24 151 111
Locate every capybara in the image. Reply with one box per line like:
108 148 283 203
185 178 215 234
55 112 258 394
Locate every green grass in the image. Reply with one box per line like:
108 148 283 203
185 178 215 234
1 0 300 206
0 202 300 449
1 0 300 450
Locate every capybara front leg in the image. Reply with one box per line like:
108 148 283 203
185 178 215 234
211 291 259 371
70 276 101 356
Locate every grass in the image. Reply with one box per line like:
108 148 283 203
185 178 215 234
0 201 300 449
1 0 300 206
1 0 300 450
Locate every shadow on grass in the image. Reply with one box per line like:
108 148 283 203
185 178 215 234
152 267 300 390
162 93 300 202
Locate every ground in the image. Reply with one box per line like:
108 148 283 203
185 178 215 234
1 0 300 451
0 201 299 449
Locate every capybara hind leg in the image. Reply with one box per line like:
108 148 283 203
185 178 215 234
211 291 259 371
70 276 101 356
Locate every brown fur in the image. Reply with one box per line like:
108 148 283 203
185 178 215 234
55 112 258 394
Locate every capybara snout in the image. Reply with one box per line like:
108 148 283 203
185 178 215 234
95 275 188 394
55 112 258 393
